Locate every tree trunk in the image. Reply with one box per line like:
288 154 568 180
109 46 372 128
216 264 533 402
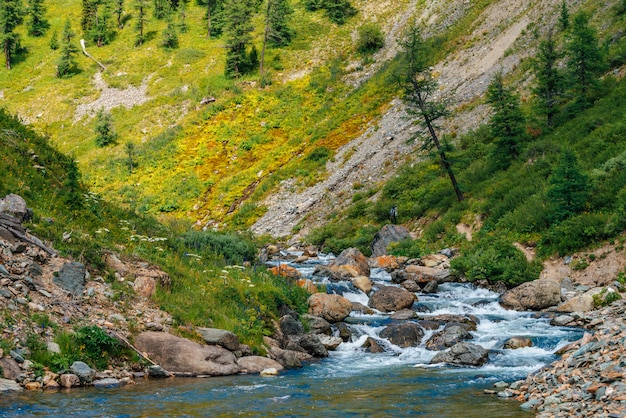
4 40 11 70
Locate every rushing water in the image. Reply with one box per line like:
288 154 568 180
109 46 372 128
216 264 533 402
1 253 583 417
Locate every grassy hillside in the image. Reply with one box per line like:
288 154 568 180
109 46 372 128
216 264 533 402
0 109 309 348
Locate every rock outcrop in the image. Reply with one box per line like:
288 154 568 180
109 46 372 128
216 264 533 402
371 225 411 257
499 279 561 311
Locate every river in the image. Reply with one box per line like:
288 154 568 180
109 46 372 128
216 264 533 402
0 253 582 417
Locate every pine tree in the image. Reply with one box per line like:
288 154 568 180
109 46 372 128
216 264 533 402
90 0 115 46
49 29 58 49
0 0 25 70
486 72 526 170
154 0 167 19
125 141 136 174
161 10 178 49
565 11 606 104
63 158 84 211
533 29 564 127
266 0 293 47
94 108 118 147
27 0 49 37
134 0 148 46
559 0 569 31
81 0 98 31
397 23 463 202
177 1 188 33
223 0 256 78
56 18 79 77
547 150 589 222
200 0 224 38
114 0 124 29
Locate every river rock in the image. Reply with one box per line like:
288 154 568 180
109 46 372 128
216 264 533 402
197 328 240 351
295 278 317 293
93 378 122 388
499 279 561 311
260 368 279 376
390 308 417 320
24 381 42 391
318 335 343 350
550 314 575 326
269 264 301 280
237 356 284 374
0 194 30 222
297 334 328 358
0 358 21 380
268 347 302 369
368 285 415 312
280 315 304 337
329 247 370 277
557 294 595 313
70 361 95 383
425 325 472 351
302 314 331 335
351 302 374 314
380 323 424 347
60 374 81 388
404 265 451 283
417 320 440 330
53 262 86 296
502 336 533 349
147 365 171 378
336 322 352 342
430 342 489 366
422 280 438 294
362 337 385 353
307 293 352 323
371 225 411 257
401 280 421 292
135 331 240 376
369 255 401 270
351 276 372 293
419 254 450 268
0 378 23 392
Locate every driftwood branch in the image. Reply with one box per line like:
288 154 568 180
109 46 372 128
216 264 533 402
80 39 107 71
0 214 57 256
107 329 171 375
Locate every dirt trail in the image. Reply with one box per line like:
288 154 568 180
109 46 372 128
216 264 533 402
252 0 566 240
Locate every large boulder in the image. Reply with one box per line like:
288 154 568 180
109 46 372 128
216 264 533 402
430 342 489 366
557 294 595 313
0 194 30 222
0 358 21 380
297 334 328 358
379 323 424 348
371 225 411 257
425 325 472 351
134 331 240 376
329 248 370 278
403 265 452 284
236 356 284 374
301 314 331 335
0 378 22 393
503 336 533 349
500 279 561 311
351 276 372 294
53 262 86 296
307 293 352 323
268 347 302 369
368 285 415 312
197 328 240 351
279 315 304 337
427 314 479 331
70 361 95 383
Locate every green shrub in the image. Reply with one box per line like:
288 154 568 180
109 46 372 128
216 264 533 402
181 230 257 264
451 234 542 285
389 238 421 258
357 23 385 54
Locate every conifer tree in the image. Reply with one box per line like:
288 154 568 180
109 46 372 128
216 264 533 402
533 29 564 127
95 108 118 147
486 72 526 170
0 0 25 70
91 0 115 46
161 9 178 49
154 0 167 19
114 0 124 29
223 0 256 78
27 0 49 37
565 12 606 104
56 18 79 77
49 29 58 49
81 0 98 31
134 0 148 45
266 0 293 47
559 0 569 31
63 158 84 211
200 0 224 38
547 150 589 222
397 24 463 202
177 1 188 33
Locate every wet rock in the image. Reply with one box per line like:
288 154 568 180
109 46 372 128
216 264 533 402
0 378 23 392
260 368 279 376
307 293 352 323
557 294 594 313
425 325 472 351
53 262 86 296
297 334 328 358
329 247 370 277
368 285 415 312
417 320 440 330
336 322 352 342
362 337 385 353
93 378 122 388
404 265 451 283
422 280 438 294
502 336 533 349
390 308 417 320
59 374 80 388
351 302 374 314
237 356 284 374
70 361 95 383
429 342 489 366
135 332 240 376
279 315 304 337
370 225 411 257
197 328 240 351
351 276 372 293
147 365 171 378
302 314 331 335
379 323 424 348
499 279 561 311
551 315 575 326
401 280 421 292
318 335 343 350
427 314 479 331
